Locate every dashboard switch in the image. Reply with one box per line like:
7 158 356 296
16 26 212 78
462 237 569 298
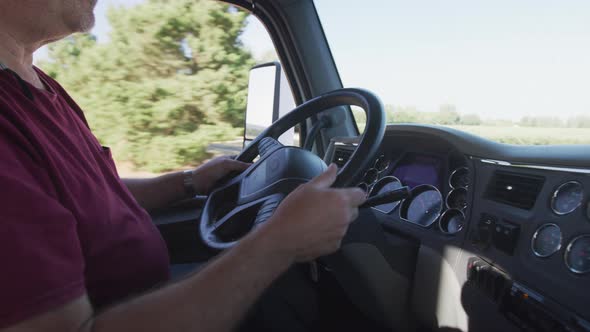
466 257 511 303
492 220 520 256
473 214 497 250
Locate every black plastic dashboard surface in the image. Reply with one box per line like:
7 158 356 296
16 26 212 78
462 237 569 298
327 124 590 324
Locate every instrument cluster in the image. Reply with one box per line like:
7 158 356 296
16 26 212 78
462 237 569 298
358 154 471 237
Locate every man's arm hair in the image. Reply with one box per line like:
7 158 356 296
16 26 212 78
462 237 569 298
1 224 293 332
123 157 250 211
123 173 187 211
2 164 365 332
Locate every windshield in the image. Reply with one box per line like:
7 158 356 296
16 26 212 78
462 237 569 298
315 0 590 145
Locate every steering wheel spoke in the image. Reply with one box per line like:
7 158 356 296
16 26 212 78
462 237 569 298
253 194 284 227
202 194 284 249
258 137 284 158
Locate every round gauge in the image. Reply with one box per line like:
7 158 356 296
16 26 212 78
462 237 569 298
369 176 403 214
551 181 584 216
531 223 562 258
439 209 465 235
363 168 378 185
449 167 470 189
358 183 369 196
374 155 389 173
400 185 443 227
565 235 590 274
446 188 468 211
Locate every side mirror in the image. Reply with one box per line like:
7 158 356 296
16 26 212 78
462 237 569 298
244 62 295 147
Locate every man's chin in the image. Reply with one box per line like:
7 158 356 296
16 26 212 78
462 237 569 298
76 14 96 33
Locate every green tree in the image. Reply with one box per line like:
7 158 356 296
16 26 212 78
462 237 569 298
39 0 254 172
519 116 564 128
434 104 460 125
566 115 590 128
387 105 421 123
459 113 482 125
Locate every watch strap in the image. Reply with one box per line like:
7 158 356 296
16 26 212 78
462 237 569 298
183 169 197 197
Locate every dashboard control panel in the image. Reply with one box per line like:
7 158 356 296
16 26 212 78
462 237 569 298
326 139 472 238
467 258 590 332
324 127 590 328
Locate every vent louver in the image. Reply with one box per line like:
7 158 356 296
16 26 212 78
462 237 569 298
485 171 545 210
333 147 354 168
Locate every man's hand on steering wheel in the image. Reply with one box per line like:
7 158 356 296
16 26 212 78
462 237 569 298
260 164 367 263
199 88 385 251
190 156 251 195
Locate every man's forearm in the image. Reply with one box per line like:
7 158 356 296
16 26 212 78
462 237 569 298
88 223 292 332
123 172 186 211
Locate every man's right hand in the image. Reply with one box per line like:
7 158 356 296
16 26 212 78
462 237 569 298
262 163 367 263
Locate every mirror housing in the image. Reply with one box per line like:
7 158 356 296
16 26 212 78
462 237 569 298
243 62 295 147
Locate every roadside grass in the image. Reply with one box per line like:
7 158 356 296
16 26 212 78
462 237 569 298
118 125 589 178
357 123 590 145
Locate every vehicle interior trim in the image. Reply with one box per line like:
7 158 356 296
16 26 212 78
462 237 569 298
477 158 590 174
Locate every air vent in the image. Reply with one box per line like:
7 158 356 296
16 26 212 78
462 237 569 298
332 147 354 168
485 171 545 210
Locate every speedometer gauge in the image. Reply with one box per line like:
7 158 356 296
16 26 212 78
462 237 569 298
449 167 470 189
400 185 443 227
551 181 584 216
374 155 389 173
565 235 590 274
531 223 562 258
363 168 378 185
369 176 403 213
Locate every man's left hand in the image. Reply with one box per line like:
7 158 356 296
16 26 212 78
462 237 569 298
190 156 251 195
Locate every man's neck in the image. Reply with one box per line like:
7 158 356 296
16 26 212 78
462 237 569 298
0 29 45 89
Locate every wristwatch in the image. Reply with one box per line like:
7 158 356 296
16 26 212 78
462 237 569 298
183 169 197 197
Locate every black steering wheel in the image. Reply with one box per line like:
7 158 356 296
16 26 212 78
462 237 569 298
199 88 385 250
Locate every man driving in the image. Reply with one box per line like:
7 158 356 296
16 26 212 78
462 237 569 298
0 0 366 331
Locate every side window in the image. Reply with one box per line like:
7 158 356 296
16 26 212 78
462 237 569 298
35 1 295 178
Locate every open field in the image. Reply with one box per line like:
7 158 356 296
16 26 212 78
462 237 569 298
118 125 589 177
356 123 590 145
447 125 590 145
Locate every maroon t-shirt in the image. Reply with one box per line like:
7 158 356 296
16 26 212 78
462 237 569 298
0 68 170 328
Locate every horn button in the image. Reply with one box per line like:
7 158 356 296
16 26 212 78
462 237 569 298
239 146 327 204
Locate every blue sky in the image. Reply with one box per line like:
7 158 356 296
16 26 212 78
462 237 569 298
36 0 590 121
315 0 590 120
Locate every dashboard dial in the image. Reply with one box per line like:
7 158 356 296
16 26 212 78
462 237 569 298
551 181 584 215
446 188 468 211
531 223 562 258
374 155 389 172
369 176 403 214
449 167 470 189
565 235 590 274
400 185 443 227
363 168 378 185
439 209 465 234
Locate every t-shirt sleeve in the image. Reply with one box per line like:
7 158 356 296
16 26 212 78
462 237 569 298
0 127 86 328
